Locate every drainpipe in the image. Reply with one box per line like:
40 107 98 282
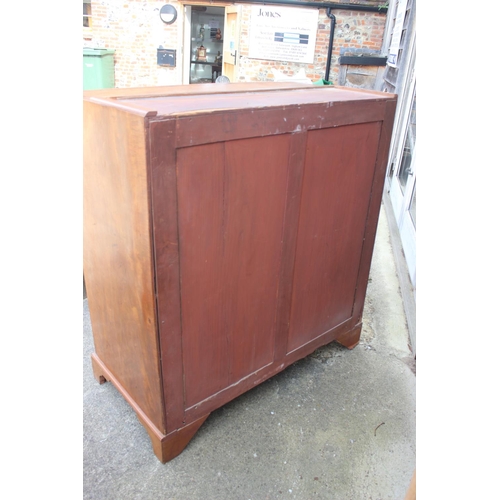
325 8 336 82
231 0 388 82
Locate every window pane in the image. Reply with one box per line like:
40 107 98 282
397 87 416 194
398 136 412 191
409 182 416 228
83 3 91 28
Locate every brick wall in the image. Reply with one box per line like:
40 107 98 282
238 3 386 84
84 0 387 88
84 0 183 88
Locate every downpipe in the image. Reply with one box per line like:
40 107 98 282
325 8 336 82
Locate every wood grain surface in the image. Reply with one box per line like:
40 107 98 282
83 102 164 433
84 83 398 461
287 122 382 352
176 134 290 407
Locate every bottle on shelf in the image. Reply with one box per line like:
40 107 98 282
196 45 207 61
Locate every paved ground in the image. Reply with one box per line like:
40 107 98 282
83 204 416 500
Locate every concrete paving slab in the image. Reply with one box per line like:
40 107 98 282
83 204 416 499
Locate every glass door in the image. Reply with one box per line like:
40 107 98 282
183 5 226 84
389 78 416 287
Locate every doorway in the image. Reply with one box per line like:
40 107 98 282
184 5 226 84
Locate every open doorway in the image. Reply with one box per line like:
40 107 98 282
185 5 226 84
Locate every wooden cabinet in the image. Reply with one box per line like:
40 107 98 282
83 83 397 463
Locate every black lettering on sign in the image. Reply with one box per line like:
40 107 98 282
257 8 281 18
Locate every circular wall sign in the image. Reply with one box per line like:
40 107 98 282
159 5 177 25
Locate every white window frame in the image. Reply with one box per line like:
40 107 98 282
83 0 92 31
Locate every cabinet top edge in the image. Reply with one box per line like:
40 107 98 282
83 83 397 117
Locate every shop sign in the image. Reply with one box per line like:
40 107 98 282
249 6 319 64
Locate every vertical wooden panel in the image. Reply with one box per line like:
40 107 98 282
351 100 398 323
223 136 289 382
83 103 164 432
287 122 382 353
149 119 184 433
177 135 290 408
176 143 228 407
274 131 308 361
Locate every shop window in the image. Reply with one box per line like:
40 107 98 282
83 0 92 28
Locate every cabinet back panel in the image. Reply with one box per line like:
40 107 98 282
287 122 382 352
176 135 290 408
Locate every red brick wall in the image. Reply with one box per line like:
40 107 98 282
84 1 386 88
84 1 183 88
238 3 387 84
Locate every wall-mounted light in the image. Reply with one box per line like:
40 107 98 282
159 4 177 25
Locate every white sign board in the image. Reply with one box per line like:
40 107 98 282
249 6 319 64
387 0 408 68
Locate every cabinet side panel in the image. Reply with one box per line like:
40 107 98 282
83 102 164 432
287 122 381 353
351 99 398 322
176 135 290 408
